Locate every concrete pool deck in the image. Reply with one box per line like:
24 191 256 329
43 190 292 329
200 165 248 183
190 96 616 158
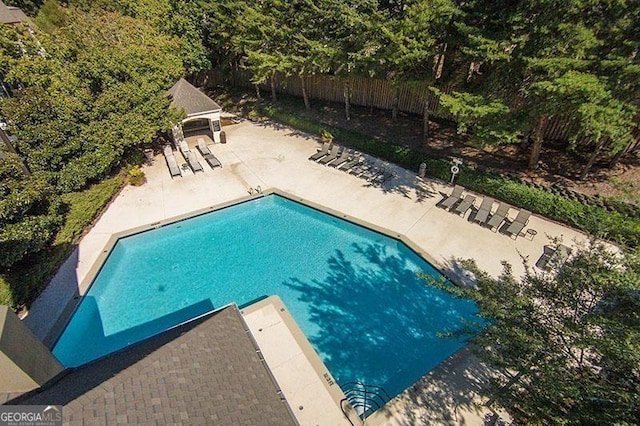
23 117 589 424
241 296 357 425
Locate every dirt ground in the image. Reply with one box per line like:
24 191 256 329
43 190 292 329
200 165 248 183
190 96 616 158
221 91 640 206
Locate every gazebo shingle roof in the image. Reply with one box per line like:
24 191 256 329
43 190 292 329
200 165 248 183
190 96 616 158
5 306 296 425
0 1 28 24
168 78 222 116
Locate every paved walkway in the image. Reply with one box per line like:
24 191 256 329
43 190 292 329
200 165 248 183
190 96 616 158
23 117 589 425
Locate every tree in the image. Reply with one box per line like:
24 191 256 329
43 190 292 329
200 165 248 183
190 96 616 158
530 71 636 177
199 0 247 75
228 0 292 102
437 0 639 171
1 7 185 191
374 0 460 121
34 0 68 32
434 89 520 145
284 0 337 110
323 0 380 120
428 243 640 424
58 0 210 73
0 152 62 269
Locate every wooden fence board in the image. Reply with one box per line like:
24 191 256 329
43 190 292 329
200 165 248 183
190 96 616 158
200 69 638 147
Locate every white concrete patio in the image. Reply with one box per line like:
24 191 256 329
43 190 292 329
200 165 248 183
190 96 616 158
23 117 589 425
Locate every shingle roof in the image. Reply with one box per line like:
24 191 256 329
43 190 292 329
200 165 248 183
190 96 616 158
168 78 222 116
0 1 28 24
5 306 296 425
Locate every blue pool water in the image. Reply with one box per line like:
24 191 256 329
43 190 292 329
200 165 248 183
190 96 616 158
53 195 480 402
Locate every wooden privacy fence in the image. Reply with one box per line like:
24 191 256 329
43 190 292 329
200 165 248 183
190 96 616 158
197 69 640 151
197 69 452 117
271 73 452 116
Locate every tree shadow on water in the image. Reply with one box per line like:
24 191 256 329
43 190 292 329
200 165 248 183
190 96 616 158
285 242 481 399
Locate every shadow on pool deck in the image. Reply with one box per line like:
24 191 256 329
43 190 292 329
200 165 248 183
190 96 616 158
370 170 441 203
369 346 500 425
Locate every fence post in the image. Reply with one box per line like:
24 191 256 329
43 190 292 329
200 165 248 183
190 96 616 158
344 79 351 120
423 105 430 142
270 73 277 102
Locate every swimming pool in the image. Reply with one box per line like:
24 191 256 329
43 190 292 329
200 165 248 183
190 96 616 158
53 194 480 405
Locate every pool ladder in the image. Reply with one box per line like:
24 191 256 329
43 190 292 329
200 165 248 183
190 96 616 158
340 381 391 423
247 185 262 195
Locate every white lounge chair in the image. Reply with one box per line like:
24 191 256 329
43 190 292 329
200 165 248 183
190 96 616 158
439 185 464 210
309 142 331 161
473 197 495 225
197 138 222 169
505 209 531 238
329 149 351 168
180 141 203 172
318 145 340 165
486 202 510 231
536 244 571 270
454 194 476 217
163 145 181 178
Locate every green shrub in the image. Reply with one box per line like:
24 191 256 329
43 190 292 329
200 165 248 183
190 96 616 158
127 166 146 186
56 175 124 245
0 276 12 307
321 129 334 142
0 215 63 269
260 104 640 249
0 175 125 308
247 109 261 121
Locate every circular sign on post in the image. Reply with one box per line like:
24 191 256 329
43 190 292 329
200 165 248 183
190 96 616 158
450 164 460 183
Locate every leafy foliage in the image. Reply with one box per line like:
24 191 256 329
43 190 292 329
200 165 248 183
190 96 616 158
205 0 639 172
429 244 640 424
0 175 124 308
531 71 635 151
0 153 62 269
1 7 184 191
435 89 520 145
65 0 209 72
34 0 68 32
127 166 146 186
54 175 123 245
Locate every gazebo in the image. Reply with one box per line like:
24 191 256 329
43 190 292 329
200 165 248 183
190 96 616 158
168 78 223 143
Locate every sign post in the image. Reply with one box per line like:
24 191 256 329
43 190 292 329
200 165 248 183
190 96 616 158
450 158 462 183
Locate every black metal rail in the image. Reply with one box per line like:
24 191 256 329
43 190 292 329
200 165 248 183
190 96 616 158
339 381 391 422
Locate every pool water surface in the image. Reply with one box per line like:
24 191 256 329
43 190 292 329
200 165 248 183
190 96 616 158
53 195 480 403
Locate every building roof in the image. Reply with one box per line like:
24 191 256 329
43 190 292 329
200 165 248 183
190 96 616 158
0 1 29 25
5 306 296 425
168 78 222 116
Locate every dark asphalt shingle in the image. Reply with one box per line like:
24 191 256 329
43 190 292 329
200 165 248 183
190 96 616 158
168 78 222 116
0 1 28 24
6 306 296 425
